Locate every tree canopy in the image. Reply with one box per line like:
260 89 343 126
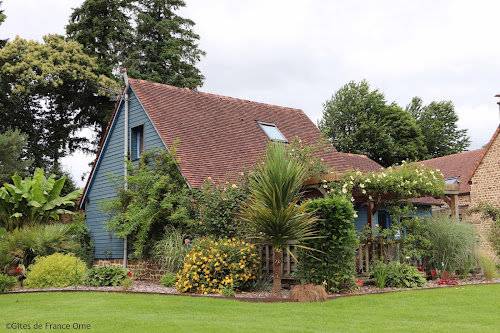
0 129 32 185
406 97 470 159
319 80 470 166
0 1 7 48
66 0 205 89
319 80 426 167
0 35 118 170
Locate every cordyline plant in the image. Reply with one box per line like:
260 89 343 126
241 142 318 298
0 168 82 231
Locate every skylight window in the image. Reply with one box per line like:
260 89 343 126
257 121 287 142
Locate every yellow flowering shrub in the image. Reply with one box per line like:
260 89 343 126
176 238 259 294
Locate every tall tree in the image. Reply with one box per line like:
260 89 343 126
0 1 7 48
0 35 118 169
319 80 426 167
66 0 133 78
406 97 470 159
127 0 205 89
0 129 32 184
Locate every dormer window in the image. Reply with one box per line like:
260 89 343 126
257 121 288 142
131 125 144 160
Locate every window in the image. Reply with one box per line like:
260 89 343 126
257 121 287 142
131 125 144 160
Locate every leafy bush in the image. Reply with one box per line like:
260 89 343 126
289 283 328 302
24 253 87 289
221 285 235 297
297 196 358 292
371 261 389 289
195 176 248 238
84 265 130 287
386 262 426 288
68 220 94 268
159 272 177 287
152 230 192 273
176 238 259 294
479 252 498 281
426 217 477 273
0 273 17 291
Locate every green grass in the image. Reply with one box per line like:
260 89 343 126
0 285 499 332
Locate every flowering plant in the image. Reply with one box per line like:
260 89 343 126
176 238 259 294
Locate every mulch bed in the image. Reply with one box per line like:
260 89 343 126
3 277 499 303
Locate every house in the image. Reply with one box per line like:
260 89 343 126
80 75 353 262
418 148 485 218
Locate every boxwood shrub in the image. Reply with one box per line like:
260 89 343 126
24 253 87 289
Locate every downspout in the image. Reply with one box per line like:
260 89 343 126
122 68 129 269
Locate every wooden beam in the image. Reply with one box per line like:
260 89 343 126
450 193 459 218
373 202 383 214
367 200 375 235
440 195 451 206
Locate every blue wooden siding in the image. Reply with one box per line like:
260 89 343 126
353 204 432 234
84 89 166 259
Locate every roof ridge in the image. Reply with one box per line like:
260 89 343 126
418 148 485 163
128 78 305 114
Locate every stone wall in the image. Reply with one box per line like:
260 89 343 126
93 259 167 282
470 129 500 253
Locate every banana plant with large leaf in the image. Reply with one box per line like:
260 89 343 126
0 168 82 231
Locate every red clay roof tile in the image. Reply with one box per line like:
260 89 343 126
340 153 383 173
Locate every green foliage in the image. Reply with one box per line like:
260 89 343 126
84 265 129 287
406 97 470 158
152 229 191 273
384 262 426 288
176 238 259 294
297 196 358 293
479 252 498 281
371 261 389 289
24 253 87 289
101 148 194 259
0 168 82 231
66 0 133 78
0 273 16 291
468 202 500 257
285 137 332 179
0 1 7 48
127 0 205 89
333 161 445 201
319 80 427 167
426 216 477 273
68 220 95 268
195 176 248 238
221 285 235 297
159 272 177 287
241 142 318 296
0 128 32 185
0 34 118 167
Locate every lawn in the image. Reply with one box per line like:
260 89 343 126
0 285 498 332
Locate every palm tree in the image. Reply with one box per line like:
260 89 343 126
241 142 318 297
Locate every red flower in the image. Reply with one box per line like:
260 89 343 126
355 280 363 287
127 271 131 276
431 270 436 276
15 267 20 273
184 238 190 244
417 265 423 271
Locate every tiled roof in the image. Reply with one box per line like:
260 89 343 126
129 79 350 188
417 149 485 194
340 153 383 173
466 125 500 184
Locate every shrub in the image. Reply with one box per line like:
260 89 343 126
221 285 235 297
152 230 192 273
159 272 177 287
195 176 248 238
0 273 17 291
371 261 389 289
68 221 94 268
297 196 358 293
289 283 328 302
426 217 477 273
386 262 426 288
84 266 130 287
24 253 87 289
479 252 498 281
176 238 259 294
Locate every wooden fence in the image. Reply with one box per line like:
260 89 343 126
259 244 297 279
355 238 404 275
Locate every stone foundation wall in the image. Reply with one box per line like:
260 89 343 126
93 259 167 282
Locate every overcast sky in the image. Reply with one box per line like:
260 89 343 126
2 0 500 187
